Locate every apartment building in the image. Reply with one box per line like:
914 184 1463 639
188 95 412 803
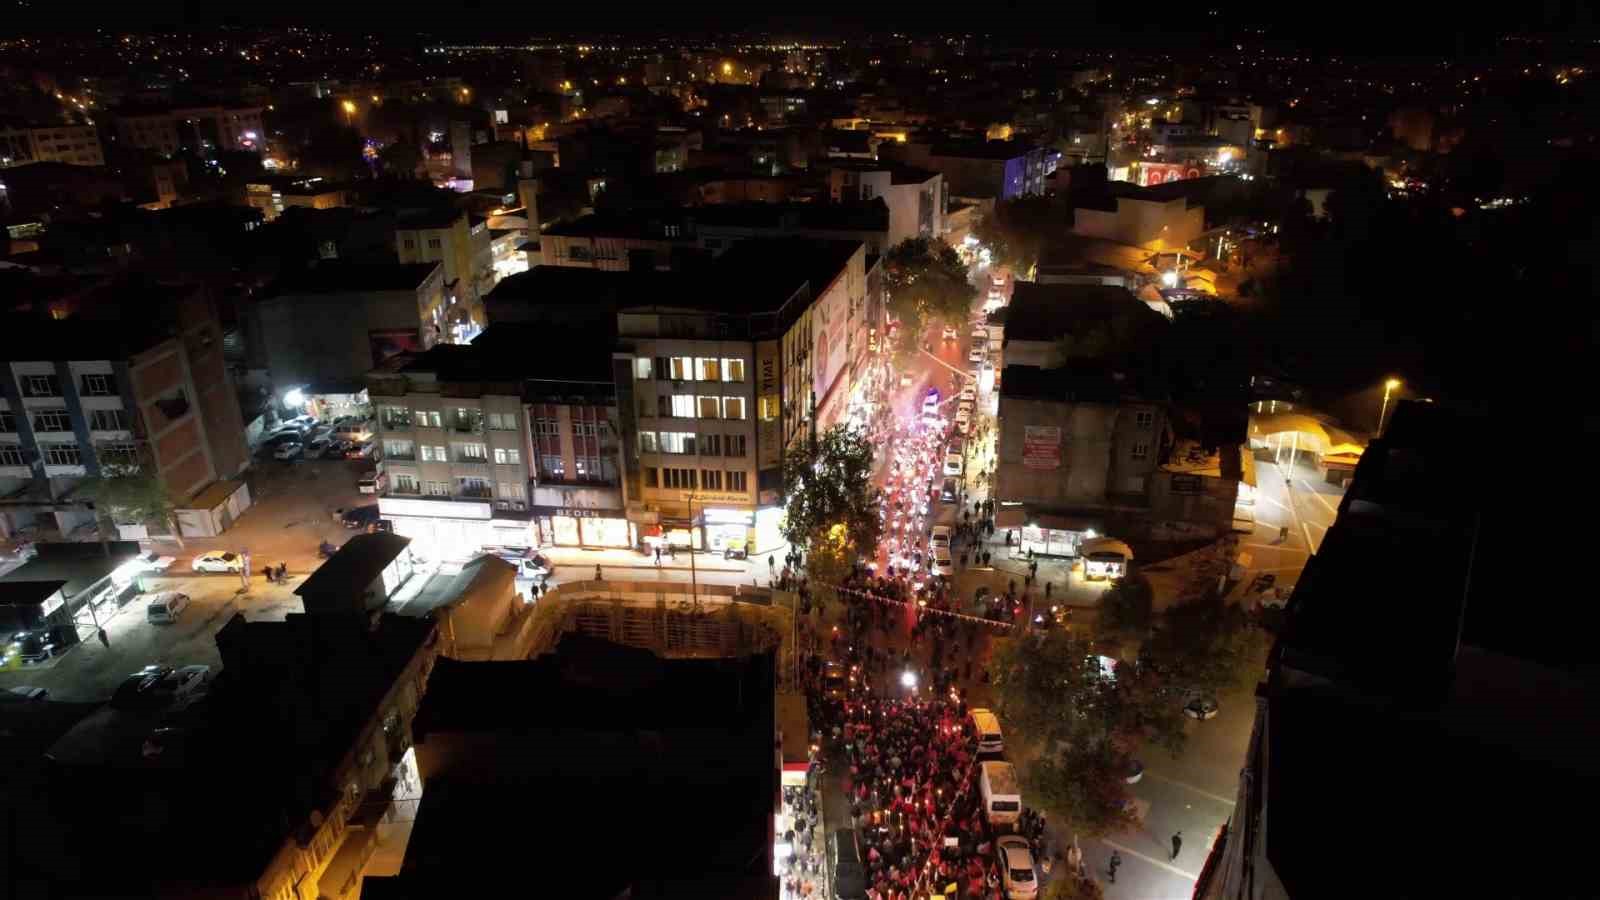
825 161 945 246
0 283 252 540
615 239 865 555
0 123 105 168
113 104 265 157
244 175 352 222
394 208 493 341
33 612 438 900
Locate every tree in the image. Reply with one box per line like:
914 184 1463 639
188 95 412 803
973 194 1062 274
1141 599 1267 697
883 237 976 360
79 469 185 549
1097 575 1154 639
780 425 882 556
378 141 423 179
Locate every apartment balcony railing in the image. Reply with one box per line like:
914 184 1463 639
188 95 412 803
457 486 493 499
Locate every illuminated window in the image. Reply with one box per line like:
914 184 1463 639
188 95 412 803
759 396 779 421
634 358 653 380
697 396 721 419
722 358 746 382
722 397 747 420
670 395 696 418
697 357 721 381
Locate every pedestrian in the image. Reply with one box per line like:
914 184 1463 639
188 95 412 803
669 544 677 561
97 627 110 649
654 546 662 566
770 554 776 574
1108 850 1121 883
1045 581 1053 599
1171 831 1183 861
595 564 603 581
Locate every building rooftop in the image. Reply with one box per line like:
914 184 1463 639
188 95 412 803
828 159 941 185
1004 282 1158 344
294 532 410 610
0 541 142 598
276 261 441 294
929 139 1040 161
394 207 466 230
999 362 1145 405
0 579 67 608
371 636 777 898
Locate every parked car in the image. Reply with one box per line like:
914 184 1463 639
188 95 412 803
192 550 243 573
5 630 58 664
344 441 375 459
341 505 383 529
959 386 977 403
304 436 332 457
273 442 303 461
357 471 385 494
111 665 172 710
995 835 1039 899
822 661 849 701
285 415 318 430
325 439 354 457
145 591 191 624
262 430 302 449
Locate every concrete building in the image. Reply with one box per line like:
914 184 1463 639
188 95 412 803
537 202 892 266
615 238 865 555
1194 402 1598 899
30 612 438 900
0 284 252 541
1072 179 1212 251
112 104 265 157
243 175 352 222
254 261 446 398
887 139 1058 201
0 123 104 168
826 161 944 247
394 209 492 341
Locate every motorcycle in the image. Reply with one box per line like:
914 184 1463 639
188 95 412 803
318 541 338 559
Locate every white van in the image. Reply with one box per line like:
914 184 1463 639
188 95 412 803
145 592 191 625
970 708 1004 756
979 760 1023 827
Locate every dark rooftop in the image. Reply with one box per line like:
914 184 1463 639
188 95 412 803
0 541 142 597
1004 282 1157 344
294 532 411 610
999 362 1143 405
276 261 441 294
929 139 1041 161
0 579 67 608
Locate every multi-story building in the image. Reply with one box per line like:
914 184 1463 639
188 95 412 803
112 104 265 157
887 139 1059 202
0 123 105 168
368 345 535 559
394 209 493 341
253 261 446 399
33 611 437 899
615 238 865 554
1071 178 1212 251
244 175 352 222
0 282 252 540
826 161 945 247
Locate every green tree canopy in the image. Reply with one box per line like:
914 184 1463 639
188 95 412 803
973 195 1062 274
79 469 183 546
1140 599 1267 698
780 425 882 555
883 237 976 359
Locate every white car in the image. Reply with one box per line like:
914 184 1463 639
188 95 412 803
960 386 976 402
941 324 959 340
922 390 941 414
995 835 1039 899
273 442 303 460
953 409 972 434
930 525 952 552
943 453 963 476
192 550 244 574
931 550 954 578
968 347 986 363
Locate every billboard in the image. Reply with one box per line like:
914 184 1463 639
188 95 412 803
757 340 782 470
811 276 850 423
1023 425 1062 470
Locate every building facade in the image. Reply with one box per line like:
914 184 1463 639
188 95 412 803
0 124 104 168
394 210 492 341
0 288 252 540
113 105 265 158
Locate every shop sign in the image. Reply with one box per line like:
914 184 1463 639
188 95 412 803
702 507 754 525
535 506 623 519
1170 473 1204 494
1023 426 1061 470
380 497 490 520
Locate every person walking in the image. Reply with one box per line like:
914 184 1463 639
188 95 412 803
594 564 603 581
1108 850 1121 883
1171 831 1183 861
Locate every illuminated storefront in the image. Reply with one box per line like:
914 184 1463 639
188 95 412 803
532 506 633 549
701 507 754 554
998 509 1101 560
379 497 535 562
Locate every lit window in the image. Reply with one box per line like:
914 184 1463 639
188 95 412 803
697 396 721 419
722 358 746 382
670 395 696 418
722 397 747 420
634 358 654 380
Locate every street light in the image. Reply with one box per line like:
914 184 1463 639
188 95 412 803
1378 378 1402 437
900 670 918 689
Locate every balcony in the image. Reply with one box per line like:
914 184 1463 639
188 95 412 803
456 486 493 500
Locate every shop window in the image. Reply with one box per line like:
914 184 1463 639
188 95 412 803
722 358 746 382
722 397 747 420
697 396 721 419
727 471 748 492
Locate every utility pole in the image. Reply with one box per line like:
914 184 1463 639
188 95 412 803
686 494 699 606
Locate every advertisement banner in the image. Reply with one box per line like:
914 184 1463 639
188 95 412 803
1023 425 1062 470
757 340 782 469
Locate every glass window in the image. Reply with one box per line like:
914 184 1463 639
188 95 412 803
1135 411 1154 429
79 374 114 396
89 409 127 431
759 395 779 421
725 434 747 457
700 434 722 456
668 356 694 380
44 444 82 466
727 470 748 492
31 409 72 432
1131 442 1149 460
456 442 487 461
0 444 23 465
24 375 60 397
542 454 565 478
701 469 723 490
642 466 658 488
493 447 521 464
634 357 654 380
638 431 658 453
384 440 415 458
659 432 696 454
0 411 15 432
722 358 746 382
393 474 419 494
697 396 721 419
722 397 747 420
498 482 527 501
697 357 721 381
97 442 140 467
670 395 696 418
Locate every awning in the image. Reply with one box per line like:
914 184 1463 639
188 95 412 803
996 508 1102 532
1081 537 1134 560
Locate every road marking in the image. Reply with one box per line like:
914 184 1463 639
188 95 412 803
1256 494 1290 513
1100 840 1198 881
1299 481 1339 516
1239 543 1309 556
1301 521 1317 551
1142 771 1238 807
